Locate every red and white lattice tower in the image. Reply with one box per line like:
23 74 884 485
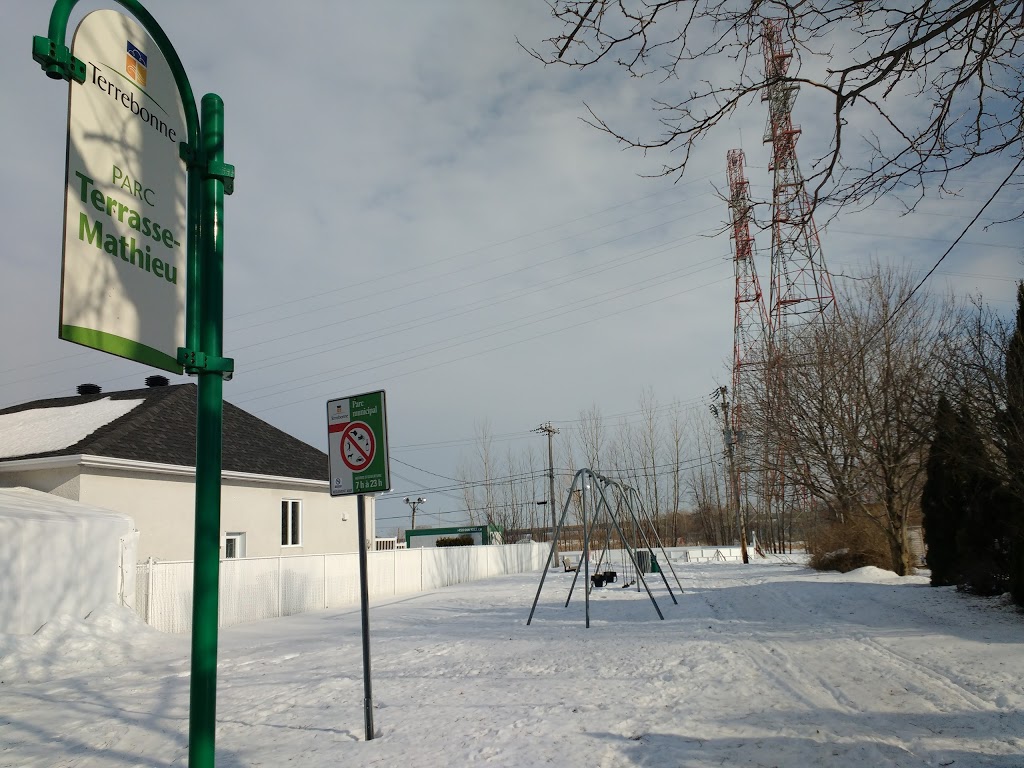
762 18 836 343
726 148 769 504
760 18 837 548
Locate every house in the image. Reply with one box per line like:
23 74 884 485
0 378 369 562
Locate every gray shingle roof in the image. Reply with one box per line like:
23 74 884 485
0 383 327 481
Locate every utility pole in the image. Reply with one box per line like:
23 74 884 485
716 387 749 564
534 422 560 568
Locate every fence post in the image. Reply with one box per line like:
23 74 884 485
278 556 283 618
146 557 155 626
324 553 328 609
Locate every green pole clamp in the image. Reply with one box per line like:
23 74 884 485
177 143 234 195
177 347 235 381
32 35 86 82
205 160 235 196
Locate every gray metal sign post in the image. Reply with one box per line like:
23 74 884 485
327 390 390 741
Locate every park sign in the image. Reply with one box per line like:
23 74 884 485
61 9 187 373
327 390 391 496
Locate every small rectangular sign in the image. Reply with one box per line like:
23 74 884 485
327 390 390 497
61 9 187 373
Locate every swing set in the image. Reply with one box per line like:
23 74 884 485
526 468 684 627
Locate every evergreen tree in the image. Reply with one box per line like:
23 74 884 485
921 395 960 586
1004 283 1024 604
954 403 1012 595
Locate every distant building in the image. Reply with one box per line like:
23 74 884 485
405 524 503 548
0 379 368 561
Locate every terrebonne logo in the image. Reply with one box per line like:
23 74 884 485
125 40 147 86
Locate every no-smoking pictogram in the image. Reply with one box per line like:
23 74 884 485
326 391 390 497
339 421 376 471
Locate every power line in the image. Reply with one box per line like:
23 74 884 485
5 210 725 402
225 170 721 327
242 267 732 413
865 155 1024 359
230 197 719 338
229 223 722 375
391 456 462 483
378 453 728 523
227 204 723 355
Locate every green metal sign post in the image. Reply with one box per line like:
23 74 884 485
33 3 234 766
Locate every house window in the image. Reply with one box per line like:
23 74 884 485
281 500 302 546
224 532 246 559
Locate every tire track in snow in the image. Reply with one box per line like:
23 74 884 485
743 568 1002 716
850 633 995 712
691 565 864 716
692 564 1002 719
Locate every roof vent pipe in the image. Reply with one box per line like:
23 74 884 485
145 375 170 388
76 383 101 395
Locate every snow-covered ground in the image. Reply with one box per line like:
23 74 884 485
2 558 1022 767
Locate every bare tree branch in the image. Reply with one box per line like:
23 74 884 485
535 0 1024 217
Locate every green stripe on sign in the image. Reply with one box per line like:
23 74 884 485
60 325 183 374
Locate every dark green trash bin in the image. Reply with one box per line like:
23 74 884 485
636 550 659 573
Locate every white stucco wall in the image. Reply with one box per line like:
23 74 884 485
0 457 370 561
0 464 81 501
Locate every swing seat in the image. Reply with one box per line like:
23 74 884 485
603 570 617 583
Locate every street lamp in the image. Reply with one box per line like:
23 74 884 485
534 499 546 530
404 496 426 529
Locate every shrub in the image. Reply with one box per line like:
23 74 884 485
435 534 475 548
807 518 891 573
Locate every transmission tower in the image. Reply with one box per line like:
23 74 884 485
760 18 838 551
762 18 836 342
725 148 769 533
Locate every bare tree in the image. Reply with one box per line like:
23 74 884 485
941 296 1013 461
575 403 608 472
476 419 498 525
687 405 732 544
766 265 955 574
456 419 499 526
666 398 687 545
637 387 663 526
494 444 527 534
529 1 1024 214
558 428 585 538
456 457 479 525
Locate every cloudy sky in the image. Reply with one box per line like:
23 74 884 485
4 2 1023 531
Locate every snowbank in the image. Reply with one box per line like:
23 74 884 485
0 487 137 634
0 603 168 683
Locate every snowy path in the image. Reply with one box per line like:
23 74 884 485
1 560 1022 767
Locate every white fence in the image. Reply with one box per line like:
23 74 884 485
563 545 744 566
671 546 743 563
135 542 548 633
